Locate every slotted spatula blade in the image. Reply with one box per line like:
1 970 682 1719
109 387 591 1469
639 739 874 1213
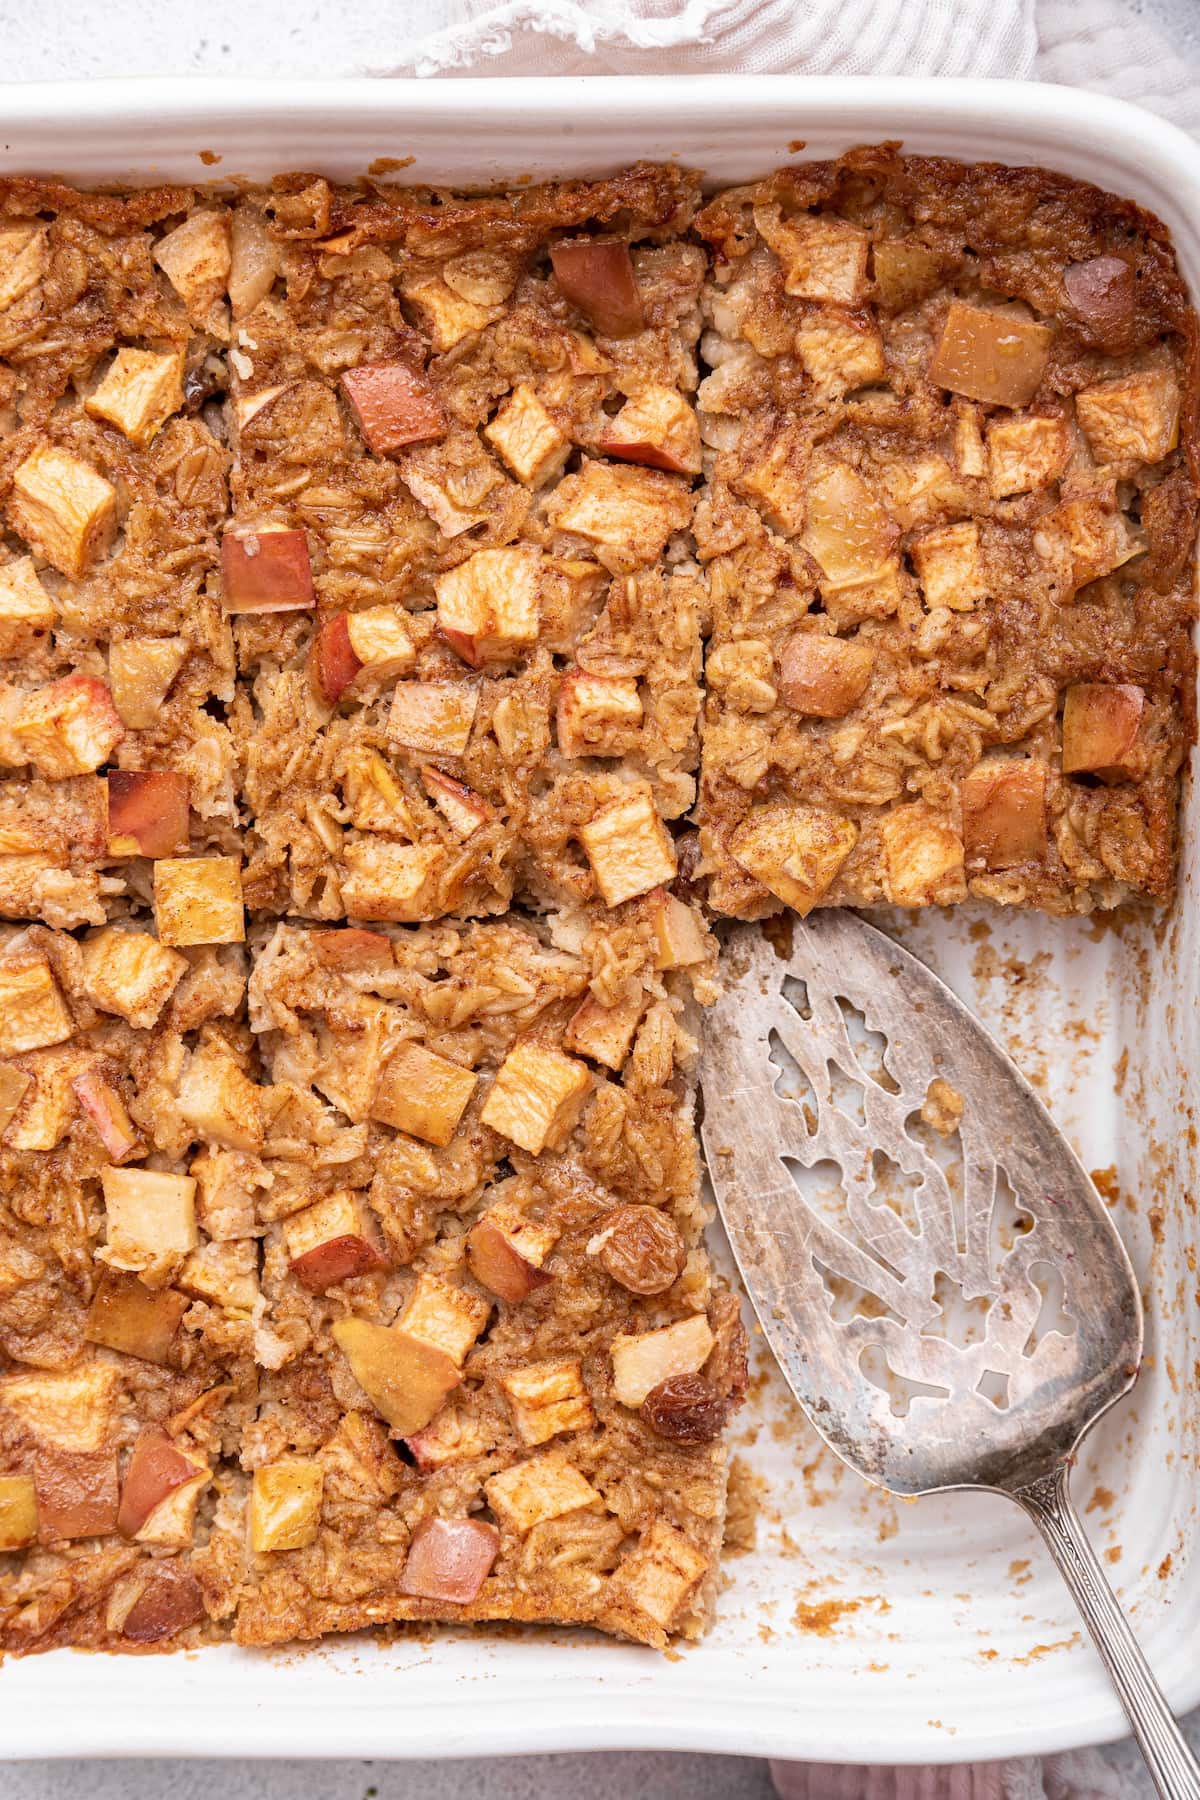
701 912 1199 1799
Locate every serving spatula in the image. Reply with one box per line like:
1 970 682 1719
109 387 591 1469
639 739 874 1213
700 911 1199 1798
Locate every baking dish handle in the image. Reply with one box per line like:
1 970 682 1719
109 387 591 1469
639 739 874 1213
1015 1463 1200 1800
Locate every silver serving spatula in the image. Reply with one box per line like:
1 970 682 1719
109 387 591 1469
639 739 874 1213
701 912 1199 1799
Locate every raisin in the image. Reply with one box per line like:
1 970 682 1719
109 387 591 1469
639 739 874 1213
642 1373 727 1445
593 1204 685 1295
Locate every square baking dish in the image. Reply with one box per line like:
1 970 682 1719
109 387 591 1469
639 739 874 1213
0 73 1198 1766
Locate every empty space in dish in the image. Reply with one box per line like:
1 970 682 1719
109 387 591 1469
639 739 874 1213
0 76 1197 1766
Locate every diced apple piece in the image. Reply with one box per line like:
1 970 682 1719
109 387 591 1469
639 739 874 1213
398 1272 491 1367
340 840 444 923
84 1271 187 1365
13 676 125 778
0 1362 118 1452
346 606 417 681
598 384 702 475
580 787 676 908
341 359 446 454
755 206 869 304
313 991 388 1123
177 1036 263 1153
154 210 231 324
484 1452 601 1535
80 926 187 1029
795 310 885 398
311 927 393 973
609 1518 708 1634
370 1041 477 1147
228 204 281 315
501 1359 594 1446
987 415 1071 499
401 1516 499 1603
910 521 988 612
101 1166 198 1276
0 1474 37 1550
872 237 940 311
389 682 478 757
331 1319 461 1435
0 557 54 655
153 856 244 947
550 237 644 338
563 991 645 1070
0 222 47 312
402 276 499 351
929 301 1052 407
611 1314 715 1407
405 1406 494 1473
86 348 184 448
308 614 361 705
961 760 1047 868
108 637 188 730
466 1203 559 1304
481 1040 591 1156
556 671 643 758
71 1068 142 1163
1063 256 1136 348
177 1240 259 1314
33 1447 119 1541
0 953 73 1054
221 529 314 614
738 424 807 537
1075 368 1180 467
285 1191 385 1293
3 1050 77 1153
234 384 291 430
779 632 874 717
879 805 966 906
117 1427 203 1538
484 384 569 486
549 462 692 559
435 547 540 669
0 1062 31 1134
729 802 858 915
10 448 117 578
121 1568 205 1643
645 889 709 971
1061 682 1144 779
106 770 189 858
801 462 899 588
1034 498 1142 594
420 767 491 838
250 1460 324 1553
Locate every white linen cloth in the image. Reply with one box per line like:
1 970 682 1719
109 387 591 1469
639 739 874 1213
374 2 1200 1794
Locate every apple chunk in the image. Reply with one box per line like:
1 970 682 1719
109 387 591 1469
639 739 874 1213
550 237 644 338
71 1068 142 1163
84 1271 188 1365
929 301 1052 408
284 1191 385 1293
34 1446 119 1540
221 529 315 614
121 1569 205 1644
597 385 702 475
610 1314 715 1408
370 1041 477 1147
250 1460 324 1553
466 1203 559 1304
0 1474 37 1549
779 632 874 717
331 1318 460 1434
401 1516 499 1603
1061 682 1144 779
106 770 189 859
730 802 858 915
117 1426 202 1538
341 359 447 455
308 614 361 705
961 760 1047 868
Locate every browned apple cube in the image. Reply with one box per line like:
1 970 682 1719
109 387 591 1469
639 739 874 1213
556 671 643 758
608 1518 708 1635
0 1474 37 1550
597 384 702 474
1034 498 1142 594
0 221 47 311
340 840 444 922
84 1271 188 1365
250 1460 324 1553
879 805 966 906
564 991 645 1071
108 638 188 730
80 926 187 1028
480 1040 591 1155
872 237 940 311
610 1314 715 1407
961 761 1047 867
285 1191 384 1293
1061 682 1144 778
331 1318 460 1435
341 359 446 454
308 614 362 706
910 521 988 612
33 1446 119 1541
312 992 389 1124
153 210 230 324
117 1427 207 1540
370 1041 477 1147
106 770 189 859
929 301 1052 407
420 767 491 838
153 856 244 946
548 462 692 561
345 606 417 682
401 1516 499 1603
550 237 644 338
500 1359 594 1446
484 383 569 487
221 529 315 614
466 1202 559 1303
0 1361 119 1451
85 348 184 448
729 802 858 915
0 557 55 656
100 1167 198 1276
987 415 1071 499
794 310 885 398
0 1063 31 1134
645 889 709 970
71 1068 142 1163
177 1036 264 1153
579 787 677 908
755 207 869 304
1075 367 1179 467
10 448 117 578
398 1272 491 1367
779 632 874 717
310 928 393 973
484 1451 601 1535
389 682 478 757
0 953 73 1055
801 461 899 589
12 676 125 778
435 547 541 668
401 275 501 352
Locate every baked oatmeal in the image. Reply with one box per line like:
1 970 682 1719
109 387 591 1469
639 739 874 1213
695 147 1197 917
0 148 1195 1660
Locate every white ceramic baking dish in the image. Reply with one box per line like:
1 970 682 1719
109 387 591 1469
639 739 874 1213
0 74 1197 1767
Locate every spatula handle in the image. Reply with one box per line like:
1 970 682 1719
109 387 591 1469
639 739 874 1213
1015 1463 1200 1800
